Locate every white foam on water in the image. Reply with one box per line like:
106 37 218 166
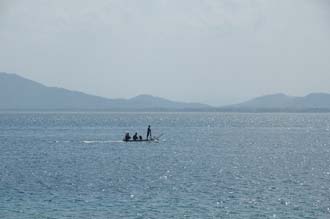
54 140 71 143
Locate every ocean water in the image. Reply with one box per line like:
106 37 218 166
1 112 330 219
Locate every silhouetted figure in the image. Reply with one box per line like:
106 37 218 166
139 136 143 141
133 132 138 141
146 125 152 140
124 132 131 141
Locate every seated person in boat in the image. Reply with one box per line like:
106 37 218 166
139 135 143 141
124 132 131 141
133 132 138 141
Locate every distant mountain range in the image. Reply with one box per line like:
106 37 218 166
0 72 210 111
1 72 330 112
221 93 330 112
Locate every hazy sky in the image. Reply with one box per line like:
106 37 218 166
1 0 330 105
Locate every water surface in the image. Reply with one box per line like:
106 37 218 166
1 112 330 218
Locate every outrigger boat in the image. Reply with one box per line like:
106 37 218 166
122 134 163 143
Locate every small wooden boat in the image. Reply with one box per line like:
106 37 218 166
122 138 158 142
122 134 163 143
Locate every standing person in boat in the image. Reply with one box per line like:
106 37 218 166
146 125 152 140
133 132 138 141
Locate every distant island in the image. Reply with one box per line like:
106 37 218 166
1 72 330 112
0 72 210 111
220 93 330 112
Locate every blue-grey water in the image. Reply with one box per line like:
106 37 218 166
1 112 330 219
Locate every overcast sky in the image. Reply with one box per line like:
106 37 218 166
1 0 330 105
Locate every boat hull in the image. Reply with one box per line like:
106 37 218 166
123 139 157 142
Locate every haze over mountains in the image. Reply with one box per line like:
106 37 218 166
2 1 330 105
1 72 330 112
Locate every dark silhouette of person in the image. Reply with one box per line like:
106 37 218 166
133 132 138 141
124 132 131 141
146 125 152 140
139 135 143 141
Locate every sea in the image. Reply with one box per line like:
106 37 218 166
1 112 330 219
